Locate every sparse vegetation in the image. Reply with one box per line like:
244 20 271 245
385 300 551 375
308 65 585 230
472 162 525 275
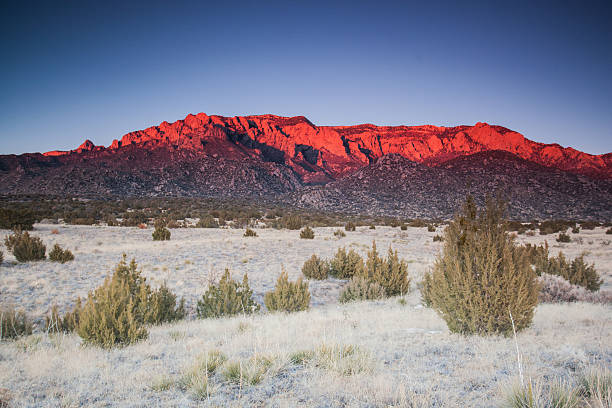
556 232 571 243
358 241 410 297
0 208 36 230
197 269 259 318
243 228 258 237
300 226 315 239
339 276 386 303
0 306 32 340
48 244 74 263
281 214 303 230
301 254 329 280
333 229 346 238
196 215 219 228
345 222 356 232
4 228 46 262
152 219 171 241
538 273 611 304
422 195 539 336
75 255 184 348
328 247 364 279
264 270 310 312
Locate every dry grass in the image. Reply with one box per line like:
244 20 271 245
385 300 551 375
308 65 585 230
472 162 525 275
0 224 610 406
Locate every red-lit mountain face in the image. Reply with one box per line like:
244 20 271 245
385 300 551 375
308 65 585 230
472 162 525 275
39 113 612 181
1 113 611 219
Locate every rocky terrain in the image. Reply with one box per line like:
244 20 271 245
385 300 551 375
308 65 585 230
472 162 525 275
1 113 610 219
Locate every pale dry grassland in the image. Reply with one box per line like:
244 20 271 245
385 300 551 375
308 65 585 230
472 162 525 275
0 225 611 407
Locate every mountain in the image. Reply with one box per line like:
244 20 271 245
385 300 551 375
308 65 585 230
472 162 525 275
292 152 612 219
1 113 610 219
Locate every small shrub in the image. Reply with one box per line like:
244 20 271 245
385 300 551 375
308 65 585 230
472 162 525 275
300 226 315 239
152 226 171 241
281 215 303 230
48 244 75 263
400 224 407 230
329 247 364 279
76 255 184 348
606 228 612 235
197 269 259 318
4 229 46 262
0 251 3 264
243 228 258 237
432 234 443 242
302 255 329 280
0 306 33 339
571 226 580 234
359 242 410 296
196 215 219 228
264 270 310 312
556 232 571 243
339 276 386 303
564 254 602 292
369 224 375 229
345 222 356 232
427 224 436 232
333 229 346 238
422 195 539 336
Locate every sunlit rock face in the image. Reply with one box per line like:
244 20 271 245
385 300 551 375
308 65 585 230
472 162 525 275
40 113 612 180
1 113 610 219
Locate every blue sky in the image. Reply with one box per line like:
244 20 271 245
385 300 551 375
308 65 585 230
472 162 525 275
1 0 611 155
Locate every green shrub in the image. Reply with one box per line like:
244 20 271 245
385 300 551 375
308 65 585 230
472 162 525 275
556 232 571 243
196 215 219 228
4 229 46 262
562 254 602 292
329 247 364 279
152 226 171 241
530 246 602 291
339 276 386 303
48 244 74 263
333 229 346 238
302 254 329 280
300 226 315 239
0 208 36 230
243 228 258 237
358 242 410 296
281 215 303 230
197 269 259 318
0 306 33 339
345 222 356 232
264 270 310 312
421 195 539 336
76 255 184 348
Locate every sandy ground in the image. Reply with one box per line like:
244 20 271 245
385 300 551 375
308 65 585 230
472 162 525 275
0 225 611 407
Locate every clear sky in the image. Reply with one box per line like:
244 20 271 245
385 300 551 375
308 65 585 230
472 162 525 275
1 0 611 155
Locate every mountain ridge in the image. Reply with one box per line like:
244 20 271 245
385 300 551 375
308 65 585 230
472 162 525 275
37 113 611 180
